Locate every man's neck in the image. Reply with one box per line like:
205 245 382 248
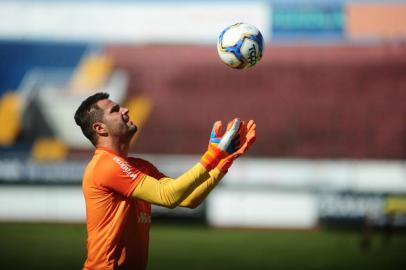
97 140 129 157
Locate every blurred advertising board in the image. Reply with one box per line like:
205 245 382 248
0 185 204 223
207 190 318 229
347 4 406 39
271 4 344 40
208 190 406 229
0 158 84 184
318 192 385 225
319 192 406 227
1 157 405 226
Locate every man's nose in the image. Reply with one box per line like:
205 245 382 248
121 107 129 115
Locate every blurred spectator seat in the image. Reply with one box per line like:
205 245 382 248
31 138 67 162
69 54 114 92
0 92 21 146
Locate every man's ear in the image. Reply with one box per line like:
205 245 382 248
93 122 108 136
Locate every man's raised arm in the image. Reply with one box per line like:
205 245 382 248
131 119 242 208
132 119 256 209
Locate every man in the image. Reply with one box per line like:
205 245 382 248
74 92 256 270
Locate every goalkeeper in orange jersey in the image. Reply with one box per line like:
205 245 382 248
74 92 256 270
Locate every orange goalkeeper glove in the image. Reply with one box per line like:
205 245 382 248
217 120 256 173
200 118 241 171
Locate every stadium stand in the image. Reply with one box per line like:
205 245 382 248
0 41 88 96
69 53 114 93
0 41 88 152
106 44 406 159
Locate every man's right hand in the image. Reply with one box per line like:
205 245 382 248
217 119 256 172
200 118 241 170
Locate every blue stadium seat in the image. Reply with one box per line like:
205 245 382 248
0 41 88 96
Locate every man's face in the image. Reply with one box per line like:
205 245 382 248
96 99 138 140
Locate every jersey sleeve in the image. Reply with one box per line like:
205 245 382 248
128 157 167 180
95 155 146 198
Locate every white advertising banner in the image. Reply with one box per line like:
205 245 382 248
0 186 85 222
207 189 318 229
224 158 406 194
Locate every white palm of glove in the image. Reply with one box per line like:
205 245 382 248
210 118 241 153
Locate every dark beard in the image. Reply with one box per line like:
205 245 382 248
123 124 137 142
128 124 138 134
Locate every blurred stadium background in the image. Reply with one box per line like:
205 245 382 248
1 0 406 269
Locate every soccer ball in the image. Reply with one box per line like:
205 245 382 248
217 22 264 69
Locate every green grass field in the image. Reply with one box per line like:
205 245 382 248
0 223 405 270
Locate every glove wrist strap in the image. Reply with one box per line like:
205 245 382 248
200 146 226 171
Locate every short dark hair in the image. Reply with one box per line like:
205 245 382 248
74 92 110 146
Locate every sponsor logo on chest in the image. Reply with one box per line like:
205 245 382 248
113 156 139 180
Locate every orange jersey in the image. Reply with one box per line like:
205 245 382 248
82 147 166 270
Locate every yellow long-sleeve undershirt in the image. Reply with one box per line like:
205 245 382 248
178 168 224 208
132 163 224 209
